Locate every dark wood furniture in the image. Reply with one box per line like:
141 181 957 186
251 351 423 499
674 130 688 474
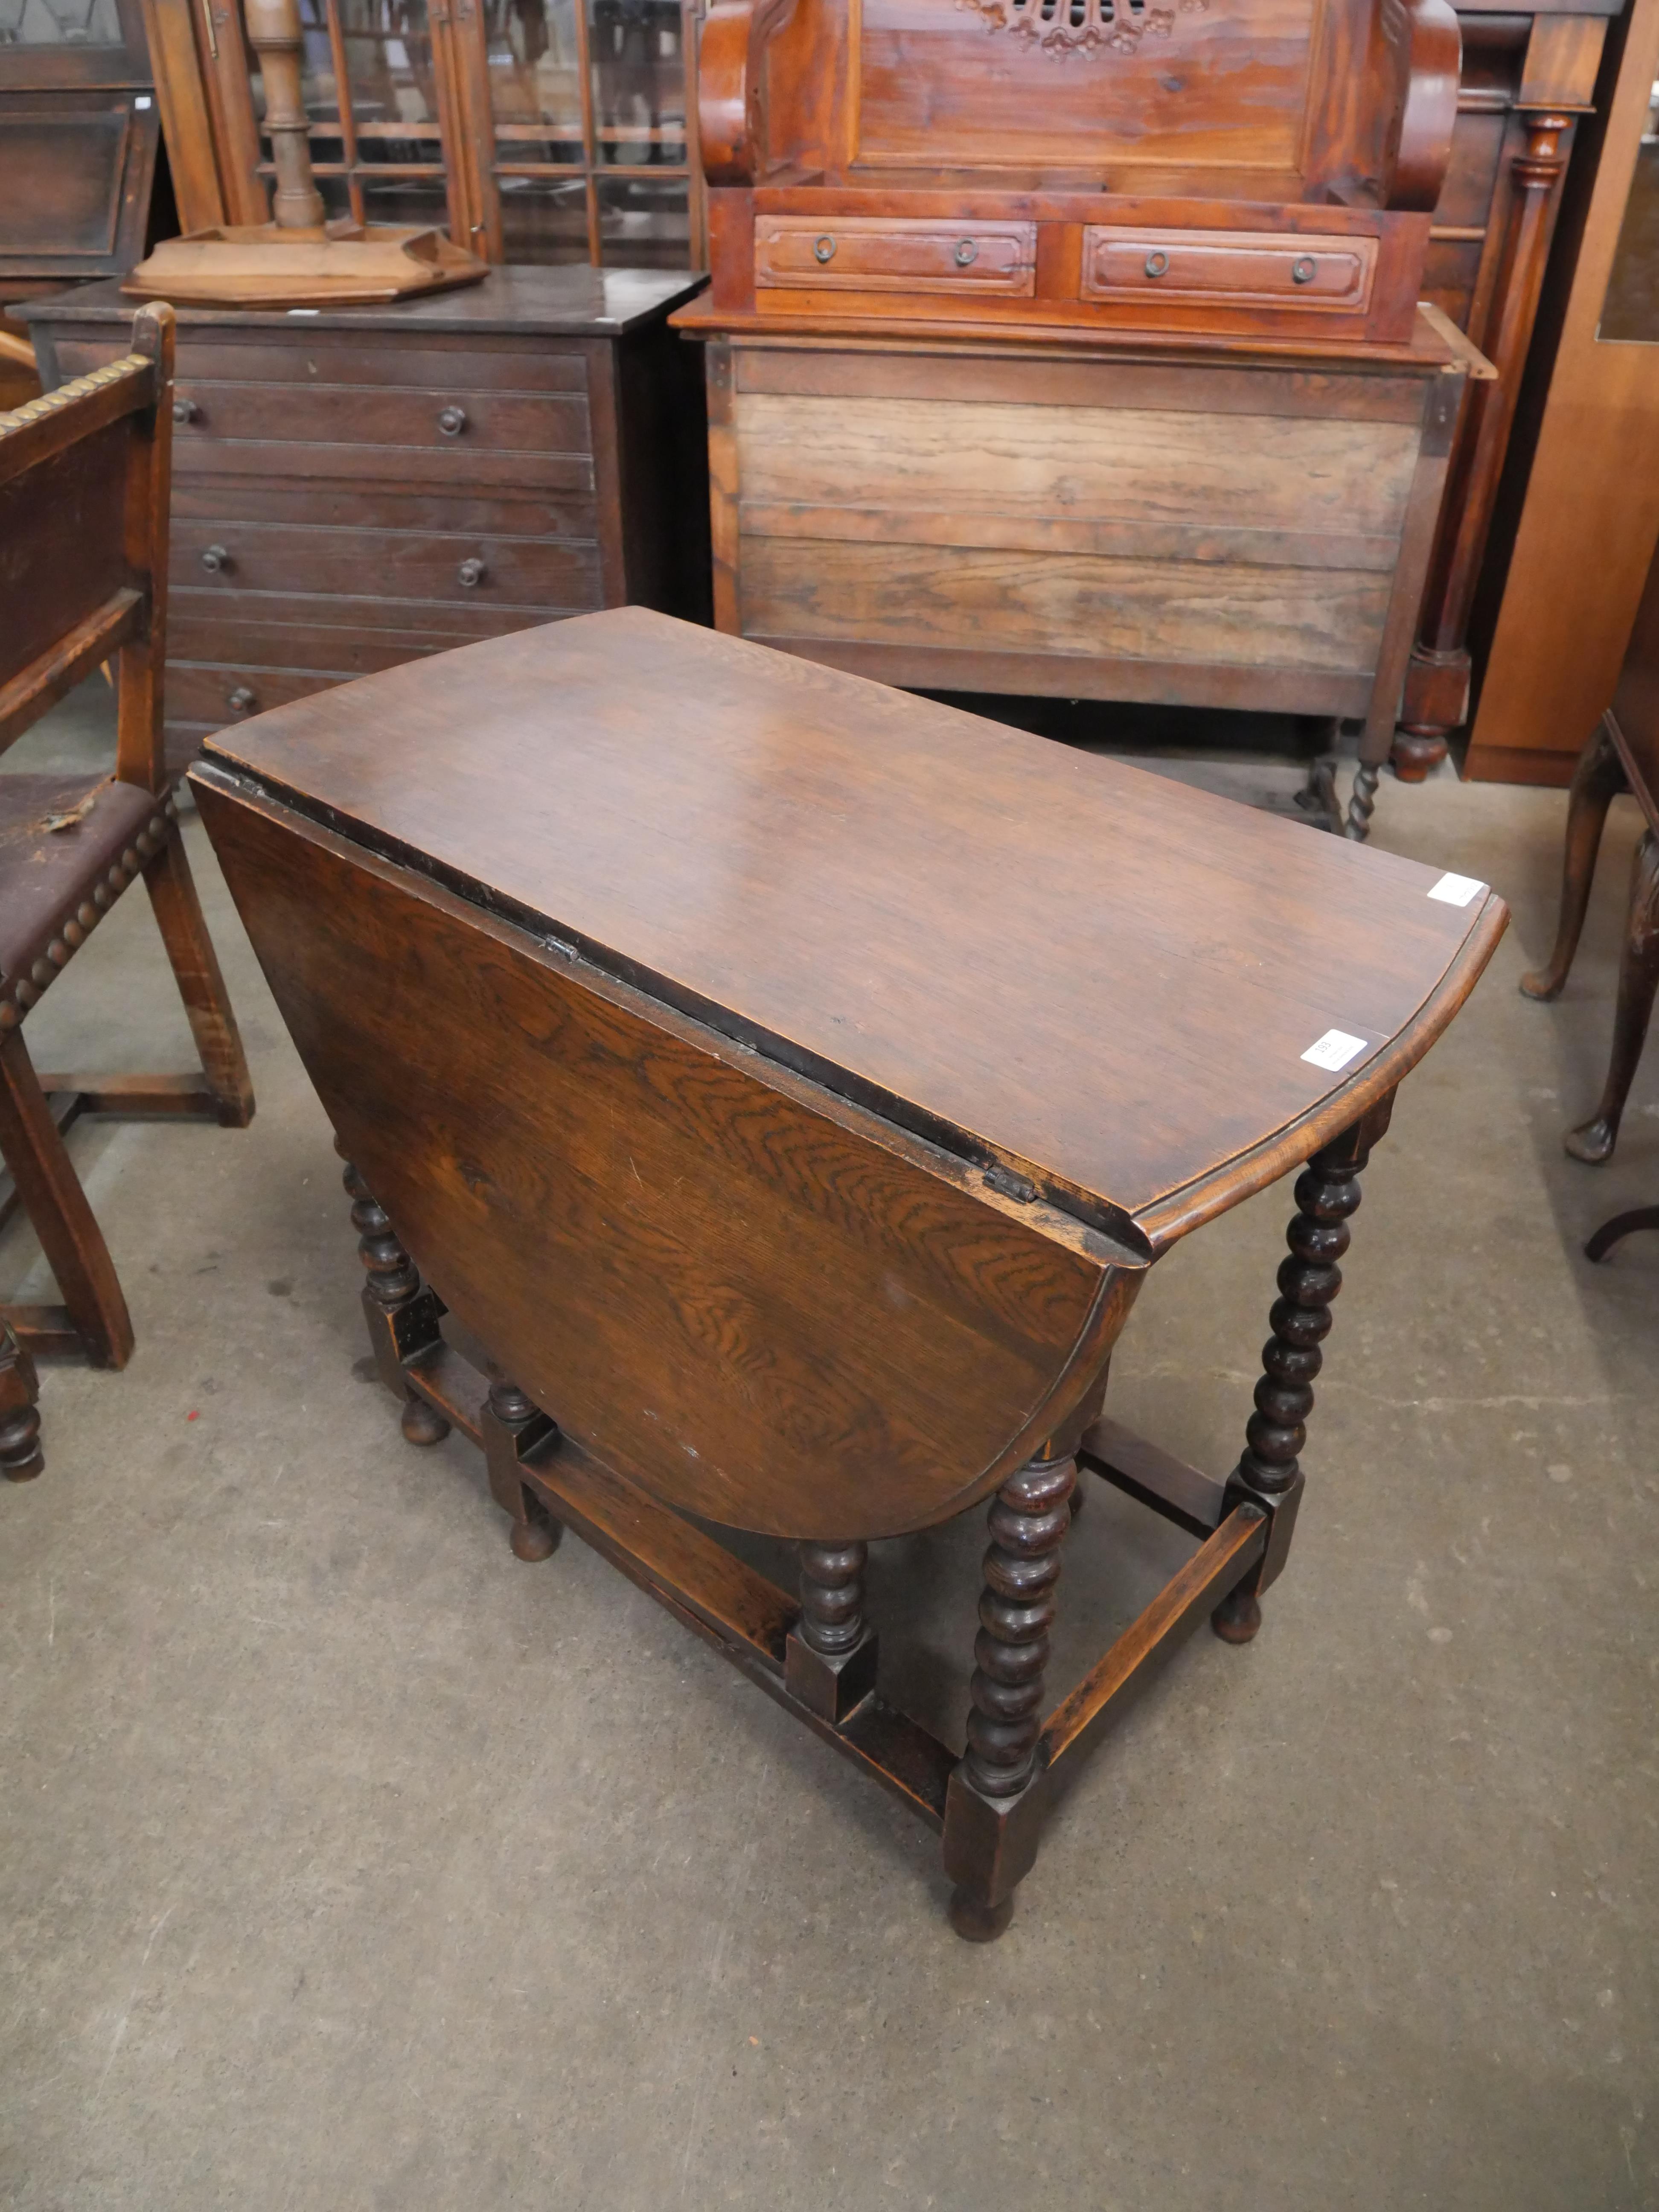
18 267 710 761
1398 0 1612 782
0 303 254 1369
675 0 1491 838
1469 0 1659 788
0 0 161 407
1522 514 1659 1190
191 607 1506 1939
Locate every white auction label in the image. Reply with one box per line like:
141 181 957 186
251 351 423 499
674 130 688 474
1301 1029 1370 1072
1426 871 1484 907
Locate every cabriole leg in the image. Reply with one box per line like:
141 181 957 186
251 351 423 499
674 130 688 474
943 1445 1075 1942
1211 1098 1391 1644
1521 717 1628 1004
1564 830 1659 1165
337 1139 448 1444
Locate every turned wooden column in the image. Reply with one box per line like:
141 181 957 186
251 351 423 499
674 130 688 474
786 1539 878 1723
244 0 326 230
0 1322 43 1483
1211 1098 1393 1642
1396 86 1586 781
942 1443 1076 1942
337 1140 449 1444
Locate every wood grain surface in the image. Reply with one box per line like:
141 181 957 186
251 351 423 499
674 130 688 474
201 608 1507 1240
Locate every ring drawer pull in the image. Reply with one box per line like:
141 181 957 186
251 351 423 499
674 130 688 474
1291 256 1317 285
200 543 231 574
954 239 978 267
437 404 468 436
172 397 199 424
813 235 836 263
457 557 486 588
1144 250 1169 279
227 686 257 714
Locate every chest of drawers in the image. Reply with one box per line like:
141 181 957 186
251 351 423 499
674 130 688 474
20 267 710 768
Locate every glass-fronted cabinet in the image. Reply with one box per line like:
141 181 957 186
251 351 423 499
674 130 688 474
197 0 699 265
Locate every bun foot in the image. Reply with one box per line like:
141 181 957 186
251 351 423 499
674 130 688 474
1211 1583 1263 1644
1564 1117 1616 1164
509 1510 558 1562
401 1392 451 1446
949 1886 1015 1943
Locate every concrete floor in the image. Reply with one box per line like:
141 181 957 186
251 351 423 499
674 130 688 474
2 686 1656 2211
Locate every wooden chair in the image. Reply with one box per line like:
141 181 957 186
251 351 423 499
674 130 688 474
0 302 253 1372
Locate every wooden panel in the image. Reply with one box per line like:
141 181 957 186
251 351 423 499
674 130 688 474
855 0 1314 173
0 420 128 693
756 216 1037 295
169 518 602 609
733 389 1420 542
169 381 590 458
52 334 591 394
202 608 1503 1235
194 777 1118 1540
169 594 547 673
739 535 1393 673
1081 227 1376 312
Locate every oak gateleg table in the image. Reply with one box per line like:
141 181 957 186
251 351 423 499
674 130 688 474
191 608 1507 1941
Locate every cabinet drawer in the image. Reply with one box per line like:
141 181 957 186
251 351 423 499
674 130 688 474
171 381 590 460
51 335 588 394
1080 228 1376 313
171 519 603 611
167 664 339 727
755 218 1037 297
169 594 537 676
172 474 599 541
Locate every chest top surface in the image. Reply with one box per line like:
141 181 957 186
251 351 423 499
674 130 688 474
15 266 708 338
202 608 1504 1243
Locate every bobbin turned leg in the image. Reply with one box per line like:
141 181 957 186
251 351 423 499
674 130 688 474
0 1322 43 1483
942 1445 1076 1942
786 1541 878 1723
482 1376 561 1561
336 1139 448 1444
1211 1097 1393 1644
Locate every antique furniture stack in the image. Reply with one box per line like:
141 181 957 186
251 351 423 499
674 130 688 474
18 268 709 766
676 0 1493 836
0 304 253 1381
191 607 1506 1938
1523 519 1659 1258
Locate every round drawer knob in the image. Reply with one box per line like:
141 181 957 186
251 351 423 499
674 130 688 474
1144 250 1170 279
437 405 468 436
457 557 486 588
172 397 199 424
954 239 978 268
200 544 231 574
813 235 836 264
227 686 257 714
1291 256 1317 285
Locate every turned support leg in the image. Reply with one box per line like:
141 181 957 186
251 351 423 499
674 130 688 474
942 1445 1075 1942
1211 1098 1391 1644
0 1321 43 1482
786 1540 878 1723
483 1376 561 1560
1522 717 1629 1004
1345 763 1380 843
336 1139 448 1444
1564 829 1659 1164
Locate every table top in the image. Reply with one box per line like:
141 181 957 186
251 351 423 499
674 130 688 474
14 266 708 338
203 608 1507 1251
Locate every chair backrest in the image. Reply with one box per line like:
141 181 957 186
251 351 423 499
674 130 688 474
0 301 173 795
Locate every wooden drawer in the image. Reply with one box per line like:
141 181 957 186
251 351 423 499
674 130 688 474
171 381 589 460
52 334 589 394
755 217 1037 297
169 593 540 677
1080 228 1377 313
168 664 338 726
172 474 598 541
170 519 602 611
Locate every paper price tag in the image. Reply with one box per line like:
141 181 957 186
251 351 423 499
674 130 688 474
1427 871 1484 907
1301 1029 1369 1073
